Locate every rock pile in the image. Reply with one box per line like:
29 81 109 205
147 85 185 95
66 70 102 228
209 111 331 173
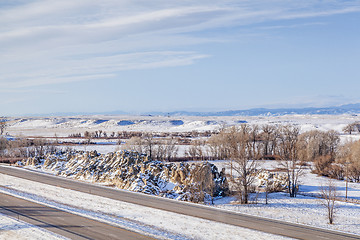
256 170 288 192
18 150 229 203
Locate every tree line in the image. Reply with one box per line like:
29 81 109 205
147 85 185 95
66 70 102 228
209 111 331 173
183 123 360 204
69 130 215 141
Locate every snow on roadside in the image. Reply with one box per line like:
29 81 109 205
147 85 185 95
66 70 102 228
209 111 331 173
214 192 360 235
0 212 68 240
0 171 292 240
209 160 360 236
209 160 360 201
203 159 360 235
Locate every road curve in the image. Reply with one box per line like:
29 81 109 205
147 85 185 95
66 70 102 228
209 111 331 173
0 192 154 240
1 165 359 240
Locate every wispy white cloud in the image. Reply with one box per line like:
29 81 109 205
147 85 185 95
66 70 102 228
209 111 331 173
258 22 327 30
1 0 360 90
0 88 66 94
0 51 208 89
277 6 360 20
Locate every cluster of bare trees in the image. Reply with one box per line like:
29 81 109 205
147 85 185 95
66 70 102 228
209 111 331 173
186 124 344 201
343 122 360 135
0 138 58 158
336 141 360 182
304 135 360 183
223 125 260 204
69 130 216 141
185 139 206 160
0 118 60 160
123 133 179 161
192 123 360 204
206 125 340 162
84 130 112 139
205 125 305 202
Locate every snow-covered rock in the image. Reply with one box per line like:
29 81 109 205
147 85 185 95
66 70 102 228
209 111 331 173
19 150 229 203
256 170 288 192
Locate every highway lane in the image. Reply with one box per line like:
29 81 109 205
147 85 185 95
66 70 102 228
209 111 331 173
1 165 360 240
0 192 154 240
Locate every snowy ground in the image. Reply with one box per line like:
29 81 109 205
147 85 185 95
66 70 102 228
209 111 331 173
209 160 360 235
1 161 360 239
5 114 360 137
4 115 360 158
0 168 292 240
2 114 360 238
210 160 360 202
0 212 67 240
214 192 360 235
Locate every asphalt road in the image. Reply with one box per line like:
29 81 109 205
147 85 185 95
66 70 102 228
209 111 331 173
0 192 154 240
1 165 360 240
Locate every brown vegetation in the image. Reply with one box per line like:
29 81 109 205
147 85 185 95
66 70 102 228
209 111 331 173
320 179 338 224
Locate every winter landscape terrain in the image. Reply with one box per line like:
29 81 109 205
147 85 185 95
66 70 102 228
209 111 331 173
4 114 360 135
1 114 360 239
3 0 360 239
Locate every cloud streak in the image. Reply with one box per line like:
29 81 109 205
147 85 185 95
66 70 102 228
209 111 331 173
1 0 360 90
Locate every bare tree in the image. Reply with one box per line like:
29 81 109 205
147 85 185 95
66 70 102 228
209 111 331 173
123 136 144 154
337 140 360 183
260 124 278 158
163 138 179 161
320 179 337 224
228 125 259 204
124 133 174 161
277 125 304 197
264 177 272 205
343 122 360 135
0 137 8 156
142 133 156 159
207 128 231 160
297 130 339 163
186 139 204 160
0 118 7 135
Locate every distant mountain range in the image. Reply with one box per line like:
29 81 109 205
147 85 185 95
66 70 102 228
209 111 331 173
22 103 360 117
149 103 360 117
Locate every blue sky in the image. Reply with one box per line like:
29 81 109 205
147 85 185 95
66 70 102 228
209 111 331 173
1 1 360 115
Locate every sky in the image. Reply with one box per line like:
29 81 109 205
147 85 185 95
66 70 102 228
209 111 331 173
1 0 360 116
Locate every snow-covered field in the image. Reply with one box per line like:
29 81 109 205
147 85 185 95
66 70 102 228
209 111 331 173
2 114 360 238
209 160 360 235
0 169 291 240
0 212 67 240
2 160 360 238
5 114 360 157
211 160 360 201
5 114 360 137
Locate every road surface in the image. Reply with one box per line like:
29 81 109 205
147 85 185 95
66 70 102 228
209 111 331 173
0 192 154 240
1 165 359 240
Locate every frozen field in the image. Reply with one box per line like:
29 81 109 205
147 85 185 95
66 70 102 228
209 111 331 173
5 114 360 137
210 160 360 235
1 161 360 239
2 114 360 239
0 168 292 240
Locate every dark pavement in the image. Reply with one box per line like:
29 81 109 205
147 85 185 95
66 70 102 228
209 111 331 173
0 192 154 240
1 165 359 240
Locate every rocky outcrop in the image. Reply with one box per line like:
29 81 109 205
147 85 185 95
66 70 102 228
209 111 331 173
256 170 288 192
18 150 229 203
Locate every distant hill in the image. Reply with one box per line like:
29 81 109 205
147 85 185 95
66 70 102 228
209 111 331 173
155 103 360 117
20 103 360 117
